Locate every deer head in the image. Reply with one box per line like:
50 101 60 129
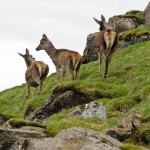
36 34 54 51
93 15 115 31
18 48 35 67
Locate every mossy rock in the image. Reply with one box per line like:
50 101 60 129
117 10 144 25
119 27 150 41
8 118 45 128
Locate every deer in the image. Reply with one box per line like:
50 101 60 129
93 15 119 78
18 49 49 97
36 34 82 82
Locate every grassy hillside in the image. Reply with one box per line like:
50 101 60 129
0 40 150 148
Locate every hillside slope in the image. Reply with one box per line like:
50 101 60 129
0 40 150 148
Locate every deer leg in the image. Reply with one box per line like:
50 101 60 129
74 62 81 80
98 52 102 72
56 67 60 82
27 84 30 97
39 81 43 95
104 56 109 78
62 69 67 82
33 87 37 96
68 69 74 80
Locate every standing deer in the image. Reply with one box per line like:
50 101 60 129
36 34 82 81
93 15 119 78
18 49 49 96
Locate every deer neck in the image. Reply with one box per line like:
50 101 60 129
45 41 57 59
25 59 34 68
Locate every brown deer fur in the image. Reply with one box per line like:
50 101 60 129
36 34 82 81
93 15 119 78
18 49 49 96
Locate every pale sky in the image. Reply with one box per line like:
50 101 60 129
0 0 149 91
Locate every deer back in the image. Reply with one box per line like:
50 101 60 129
25 61 49 87
52 49 82 70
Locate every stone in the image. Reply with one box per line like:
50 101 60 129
144 2 150 27
106 111 142 141
11 127 122 150
82 32 98 64
68 101 107 119
0 127 46 150
115 18 136 33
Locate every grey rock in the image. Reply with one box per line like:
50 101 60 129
0 127 46 150
107 111 142 141
144 2 150 27
11 127 122 150
82 32 98 64
68 101 107 119
116 18 136 33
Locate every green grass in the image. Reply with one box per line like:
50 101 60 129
0 40 150 149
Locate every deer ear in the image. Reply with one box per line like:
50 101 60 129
26 48 29 54
101 15 106 22
43 34 47 39
93 17 101 25
18 53 24 57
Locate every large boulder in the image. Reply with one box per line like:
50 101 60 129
82 32 98 64
109 17 136 33
0 127 46 150
11 127 122 150
106 111 142 141
68 101 107 119
144 2 150 27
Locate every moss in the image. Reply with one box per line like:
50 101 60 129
108 96 139 112
120 143 147 150
119 28 150 41
8 118 45 128
117 10 144 25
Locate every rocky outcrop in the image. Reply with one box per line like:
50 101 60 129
26 91 75 122
0 127 46 150
26 83 112 122
82 32 98 64
68 101 107 119
119 33 150 49
109 17 136 33
11 127 122 150
144 2 150 27
106 111 142 141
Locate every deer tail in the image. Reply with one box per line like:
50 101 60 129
35 62 49 78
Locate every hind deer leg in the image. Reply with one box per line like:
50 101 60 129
27 84 30 97
68 69 74 80
104 56 109 78
62 69 67 82
33 87 38 96
56 67 60 82
74 63 81 80
98 52 102 72
39 81 43 95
